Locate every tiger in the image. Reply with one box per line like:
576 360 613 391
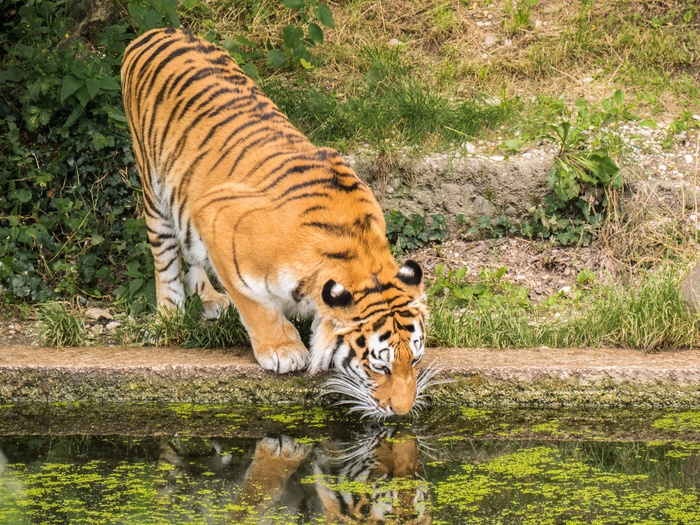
121 27 432 417
157 429 430 524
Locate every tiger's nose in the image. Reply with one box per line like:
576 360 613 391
387 397 414 416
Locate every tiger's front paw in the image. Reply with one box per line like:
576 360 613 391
254 341 310 374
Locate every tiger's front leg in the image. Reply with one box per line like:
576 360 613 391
239 293 311 373
144 206 186 312
225 283 311 373
193 187 310 374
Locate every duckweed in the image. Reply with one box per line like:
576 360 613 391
652 410 700 433
0 406 698 524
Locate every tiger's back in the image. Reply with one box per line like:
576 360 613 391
122 28 429 417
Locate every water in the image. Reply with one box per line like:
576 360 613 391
1 403 699 524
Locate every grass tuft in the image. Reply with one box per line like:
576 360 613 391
148 296 249 348
37 303 85 347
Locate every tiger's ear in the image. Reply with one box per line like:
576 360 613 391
397 260 423 287
322 279 353 308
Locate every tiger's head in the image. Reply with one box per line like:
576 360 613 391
310 259 437 418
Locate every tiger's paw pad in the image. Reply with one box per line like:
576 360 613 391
255 342 310 374
259 436 309 461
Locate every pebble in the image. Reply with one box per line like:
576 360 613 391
685 154 694 164
106 321 121 332
85 307 113 321
388 38 401 47
558 285 575 299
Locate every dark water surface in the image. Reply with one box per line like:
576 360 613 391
0 404 699 524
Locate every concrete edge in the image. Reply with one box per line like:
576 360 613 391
1 346 700 408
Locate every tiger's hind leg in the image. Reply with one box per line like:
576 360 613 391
183 266 231 320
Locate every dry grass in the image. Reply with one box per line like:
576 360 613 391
182 0 700 122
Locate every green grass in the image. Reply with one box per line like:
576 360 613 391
37 303 85 347
428 264 700 351
182 0 700 154
261 45 515 151
146 296 250 348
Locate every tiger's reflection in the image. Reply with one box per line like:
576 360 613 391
157 427 430 524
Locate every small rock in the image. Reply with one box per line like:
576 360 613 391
659 164 667 171
484 35 497 46
685 154 694 164
85 307 114 321
692 115 700 121
490 155 505 161
534 19 543 29
8 322 22 332
463 141 476 154
388 38 401 47
105 321 121 332
582 77 593 84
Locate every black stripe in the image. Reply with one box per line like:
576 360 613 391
322 250 355 261
272 177 339 201
301 221 352 236
270 192 331 211
302 205 327 215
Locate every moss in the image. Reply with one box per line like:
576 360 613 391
652 411 700 433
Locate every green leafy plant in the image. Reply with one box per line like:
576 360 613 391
428 264 531 310
215 0 335 76
0 0 176 309
519 92 627 246
384 211 447 253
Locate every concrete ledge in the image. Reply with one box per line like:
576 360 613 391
1 346 700 407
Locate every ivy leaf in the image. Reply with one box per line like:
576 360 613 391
11 189 33 204
60 75 83 103
314 3 334 28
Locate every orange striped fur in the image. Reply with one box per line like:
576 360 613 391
122 28 428 417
